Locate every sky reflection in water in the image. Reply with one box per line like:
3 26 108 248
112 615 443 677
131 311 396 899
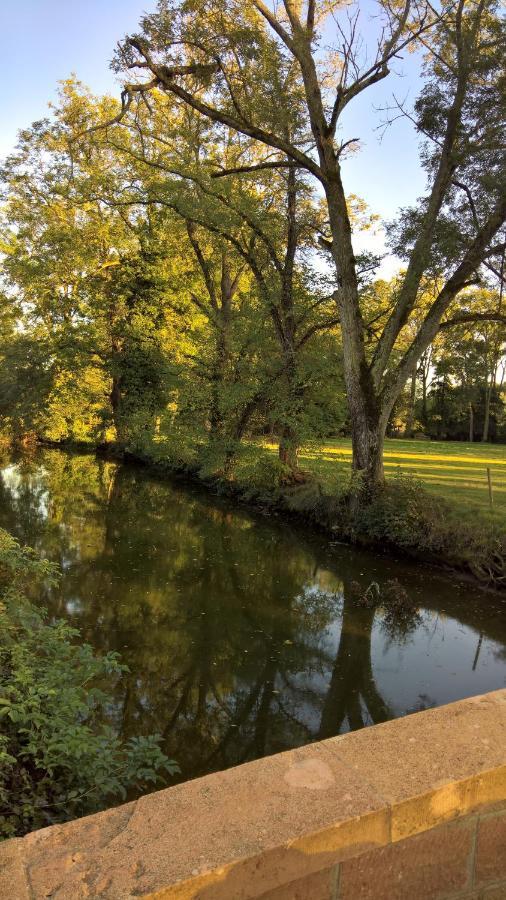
1 449 505 783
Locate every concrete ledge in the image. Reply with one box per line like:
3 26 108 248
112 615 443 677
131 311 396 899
2 689 506 899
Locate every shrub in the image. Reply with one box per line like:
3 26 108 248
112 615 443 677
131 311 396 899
0 529 178 839
247 455 294 490
348 473 506 588
139 425 201 471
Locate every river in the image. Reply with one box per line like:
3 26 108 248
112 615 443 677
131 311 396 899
1 448 505 783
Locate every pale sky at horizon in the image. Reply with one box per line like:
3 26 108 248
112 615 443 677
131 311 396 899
0 0 429 263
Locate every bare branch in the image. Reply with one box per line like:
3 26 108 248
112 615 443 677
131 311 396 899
439 312 506 331
453 179 480 230
211 160 297 178
252 0 298 55
327 1 439 134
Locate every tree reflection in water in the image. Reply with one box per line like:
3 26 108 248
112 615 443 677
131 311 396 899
1 449 505 786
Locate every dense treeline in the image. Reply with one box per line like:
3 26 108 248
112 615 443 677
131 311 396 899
0 0 505 483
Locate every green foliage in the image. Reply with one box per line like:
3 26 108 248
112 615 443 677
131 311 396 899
0 529 178 839
135 423 202 471
0 333 55 441
240 454 294 492
106 253 176 447
348 473 506 589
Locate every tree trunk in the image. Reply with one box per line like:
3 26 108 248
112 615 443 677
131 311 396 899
482 381 492 442
403 370 417 438
277 167 300 473
350 409 386 492
469 402 474 443
110 374 126 445
422 369 428 425
482 356 499 442
278 424 299 469
321 163 387 495
209 256 233 441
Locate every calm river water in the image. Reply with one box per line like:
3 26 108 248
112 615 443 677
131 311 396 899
1 449 505 783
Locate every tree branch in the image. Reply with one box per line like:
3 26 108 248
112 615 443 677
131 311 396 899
211 160 297 178
382 193 506 406
185 221 219 310
439 312 506 331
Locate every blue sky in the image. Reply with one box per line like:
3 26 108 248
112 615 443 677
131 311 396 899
0 0 427 231
0 0 148 156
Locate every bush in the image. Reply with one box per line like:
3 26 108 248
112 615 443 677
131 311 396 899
348 473 506 588
246 455 294 490
137 425 201 471
0 529 178 839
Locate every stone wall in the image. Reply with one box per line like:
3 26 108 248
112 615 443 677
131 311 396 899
2 689 506 899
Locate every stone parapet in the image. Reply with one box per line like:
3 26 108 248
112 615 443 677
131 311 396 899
2 689 506 898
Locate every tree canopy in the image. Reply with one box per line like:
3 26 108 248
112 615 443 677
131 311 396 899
0 0 504 485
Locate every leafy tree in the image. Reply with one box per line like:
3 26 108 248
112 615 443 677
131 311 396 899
109 0 505 491
0 93 177 447
74 86 346 470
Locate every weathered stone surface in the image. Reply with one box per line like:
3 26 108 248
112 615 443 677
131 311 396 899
325 689 506 840
1 688 504 899
18 742 387 899
0 837 30 900
337 818 475 900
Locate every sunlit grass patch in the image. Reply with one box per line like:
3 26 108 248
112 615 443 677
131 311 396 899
261 436 506 522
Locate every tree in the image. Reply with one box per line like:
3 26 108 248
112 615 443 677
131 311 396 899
0 93 178 447
75 84 346 470
425 294 506 441
108 0 505 492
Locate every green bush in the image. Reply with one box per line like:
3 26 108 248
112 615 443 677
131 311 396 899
240 454 294 493
138 425 201 471
348 473 506 588
0 529 178 839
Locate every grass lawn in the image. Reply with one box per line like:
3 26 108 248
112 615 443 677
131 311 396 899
264 437 506 525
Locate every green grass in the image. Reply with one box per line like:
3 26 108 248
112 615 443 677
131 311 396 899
264 437 506 525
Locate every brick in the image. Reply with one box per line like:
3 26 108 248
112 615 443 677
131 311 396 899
475 811 506 887
337 818 474 900
256 867 336 900
482 885 506 899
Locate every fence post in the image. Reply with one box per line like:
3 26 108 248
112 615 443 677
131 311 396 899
487 467 493 509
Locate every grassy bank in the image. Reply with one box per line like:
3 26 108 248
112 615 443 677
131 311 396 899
126 433 506 591
262 438 506 526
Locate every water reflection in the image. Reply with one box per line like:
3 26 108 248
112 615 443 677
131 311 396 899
1 449 505 783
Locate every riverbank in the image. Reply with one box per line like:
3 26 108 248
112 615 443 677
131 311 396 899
2 445 506 846
269 437 506 524
8 434 504 590
109 437 505 592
